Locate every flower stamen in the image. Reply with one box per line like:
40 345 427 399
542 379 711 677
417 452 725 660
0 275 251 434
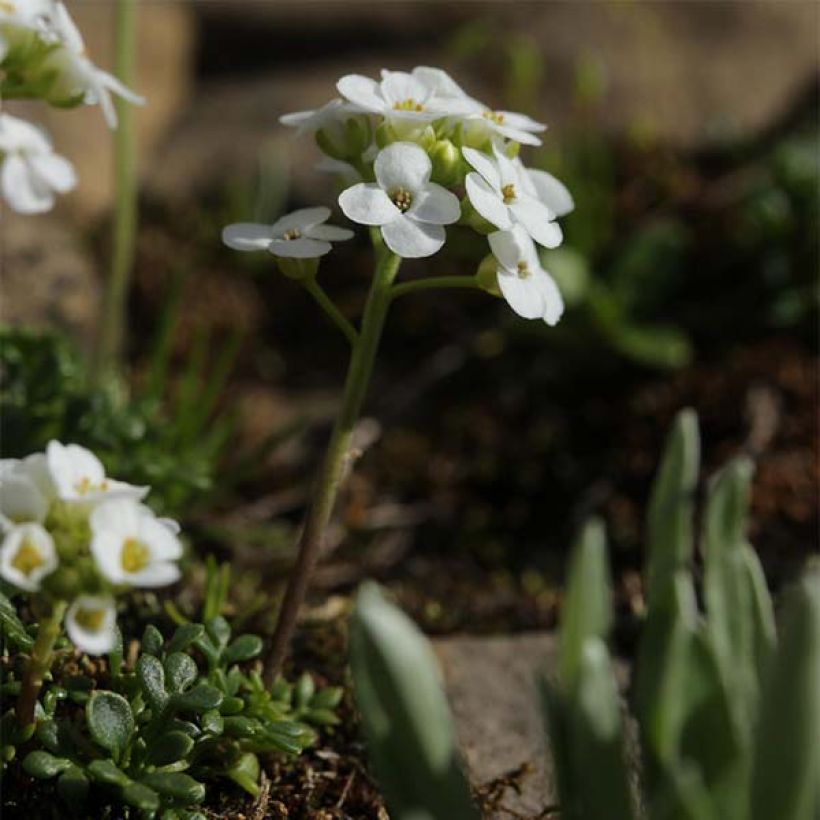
282 228 302 241
517 261 531 280
11 539 45 577
389 188 413 213
75 606 106 633
482 110 505 125
392 98 424 112
501 184 517 205
121 537 150 573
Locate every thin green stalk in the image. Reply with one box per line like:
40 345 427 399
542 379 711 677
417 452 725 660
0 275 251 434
95 0 138 385
264 251 402 683
391 275 478 300
17 600 68 728
303 277 359 346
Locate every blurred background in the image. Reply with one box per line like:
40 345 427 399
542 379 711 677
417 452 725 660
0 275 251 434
2 1 818 639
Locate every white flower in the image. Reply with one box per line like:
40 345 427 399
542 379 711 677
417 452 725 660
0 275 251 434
65 595 117 655
223 206 353 259
41 2 144 129
464 107 546 147
0 113 76 214
463 144 562 249
279 98 359 134
514 158 575 218
488 225 564 325
337 69 469 124
46 441 148 504
0 522 58 592
338 141 460 258
0 455 54 529
90 498 182 588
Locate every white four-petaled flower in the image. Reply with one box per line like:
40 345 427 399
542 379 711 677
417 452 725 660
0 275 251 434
0 455 54 530
0 522 58 592
0 113 76 214
222 206 353 259
65 594 117 655
90 498 183 588
464 144 562 249
488 225 564 325
46 441 148 504
338 141 460 258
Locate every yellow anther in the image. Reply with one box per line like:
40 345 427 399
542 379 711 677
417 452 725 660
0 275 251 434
11 539 45 577
392 98 424 113
75 607 106 632
389 188 413 212
283 229 302 241
517 261 531 279
482 110 505 125
121 538 150 573
501 184 516 205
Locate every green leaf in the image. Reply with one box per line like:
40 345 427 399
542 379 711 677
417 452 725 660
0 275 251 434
295 672 315 708
141 772 206 805
173 683 223 714
222 716 259 738
138 653 169 712
751 570 820 820
0 592 34 651
350 582 479 820
166 623 205 655
22 750 71 779
142 624 164 656
310 686 343 709
164 652 198 694
87 759 131 787
645 408 699 607
205 616 231 651
559 518 612 688
226 751 260 797
201 709 224 735
147 730 195 766
108 627 124 679
86 691 134 759
218 696 244 716
123 782 161 813
223 634 263 665
57 766 89 804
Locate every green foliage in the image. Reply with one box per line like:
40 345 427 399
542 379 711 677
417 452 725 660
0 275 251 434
542 408 820 820
11 612 341 816
350 582 479 820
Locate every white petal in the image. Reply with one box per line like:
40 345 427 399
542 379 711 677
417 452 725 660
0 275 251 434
465 173 511 230
98 68 146 106
270 206 331 236
495 110 546 133
494 123 542 146
139 516 183 561
380 71 430 106
47 441 106 500
90 529 126 583
306 224 354 241
527 169 575 217
510 198 563 248
492 143 521 188
269 237 331 258
337 74 386 113
462 147 500 190
339 183 399 226
497 270 545 320
535 269 565 326
30 153 76 193
412 66 472 100
65 595 117 655
374 142 431 192
381 215 445 258
488 227 526 272
222 223 272 252
0 523 57 592
90 498 142 537
0 475 48 524
128 562 181 588
409 183 460 225
2 154 53 214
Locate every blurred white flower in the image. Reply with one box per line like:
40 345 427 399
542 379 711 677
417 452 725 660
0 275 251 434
41 2 144 128
465 107 546 147
0 113 76 214
65 594 117 655
46 441 148 504
279 98 359 134
515 158 575 218
0 455 54 529
337 69 469 123
463 144 562 249
339 141 460 258
488 224 564 325
223 206 353 259
90 499 182 588
0 522 58 592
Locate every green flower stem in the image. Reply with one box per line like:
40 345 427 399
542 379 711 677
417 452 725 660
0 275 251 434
302 277 359 346
390 275 479 300
17 599 68 729
265 250 402 683
94 0 138 385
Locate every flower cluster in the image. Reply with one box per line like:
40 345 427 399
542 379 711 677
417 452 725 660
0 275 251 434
0 0 144 213
225 66 573 325
0 442 183 654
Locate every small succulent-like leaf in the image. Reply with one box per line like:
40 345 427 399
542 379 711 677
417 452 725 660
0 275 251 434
142 624 164 656
223 634 263 665
295 672 315 708
218 696 244 716
22 750 71 779
306 708 340 726
87 758 131 787
226 752 260 797
201 709 224 735
559 518 612 689
166 623 205 655
141 771 206 805
205 616 231 651
164 652 198 694
57 765 89 804
0 592 34 651
122 782 160 813
173 683 223 714
311 686 344 710
138 654 169 712
147 730 195 766
86 691 134 759
108 627 124 679
222 716 259 738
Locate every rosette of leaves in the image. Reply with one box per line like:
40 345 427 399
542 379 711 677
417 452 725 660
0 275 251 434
16 616 341 816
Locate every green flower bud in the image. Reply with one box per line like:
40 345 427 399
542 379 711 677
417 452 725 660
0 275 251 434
475 254 502 297
430 139 462 187
44 566 84 600
315 115 372 163
375 120 397 149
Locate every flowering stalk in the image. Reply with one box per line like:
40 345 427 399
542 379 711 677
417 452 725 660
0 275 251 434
265 246 402 682
95 0 139 384
16 599 67 729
